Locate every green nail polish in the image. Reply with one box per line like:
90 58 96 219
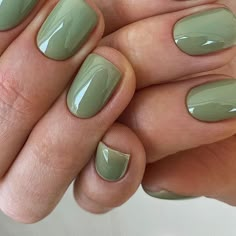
95 142 130 182
174 8 236 55
37 0 98 60
143 188 195 200
187 79 236 122
0 0 38 31
67 54 121 118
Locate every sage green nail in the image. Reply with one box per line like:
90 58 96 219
95 142 130 182
143 188 195 200
0 0 38 31
174 8 236 55
67 54 122 118
37 0 98 60
187 79 236 122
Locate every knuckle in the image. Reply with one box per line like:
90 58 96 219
31 132 82 173
0 70 35 121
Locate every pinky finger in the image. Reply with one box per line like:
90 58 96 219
74 123 146 214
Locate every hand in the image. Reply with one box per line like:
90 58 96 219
0 0 235 223
0 0 146 223
76 0 236 210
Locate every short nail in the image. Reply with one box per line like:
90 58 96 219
67 54 122 118
143 188 195 200
174 8 236 55
67 54 122 119
187 79 236 122
37 0 98 60
95 142 130 182
0 0 38 31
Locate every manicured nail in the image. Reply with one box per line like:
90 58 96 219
174 8 236 55
37 0 98 60
67 54 122 118
143 188 195 200
187 79 236 122
95 142 130 182
0 0 38 31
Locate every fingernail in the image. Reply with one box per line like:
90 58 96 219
95 142 130 182
174 8 236 55
37 0 98 60
187 79 236 122
143 188 195 200
0 0 38 31
67 54 121 118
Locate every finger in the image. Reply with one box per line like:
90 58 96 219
142 136 236 205
0 0 45 55
0 47 136 223
0 0 104 177
74 123 145 214
94 0 217 34
101 4 236 89
120 75 236 163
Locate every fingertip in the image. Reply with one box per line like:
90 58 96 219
74 187 112 214
74 123 146 213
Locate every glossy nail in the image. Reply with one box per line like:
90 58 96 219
174 8 236 55
143 188 195 200
187 79 236 122
0 0 38 31
95 142 130 182
67 54 121 118
37 0 98 60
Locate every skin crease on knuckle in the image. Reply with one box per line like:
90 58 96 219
0 69 34 122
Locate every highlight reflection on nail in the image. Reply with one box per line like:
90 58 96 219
174 8 236 55
37 0 98 60
67 54 121 118
95 142 130 182
187 79 236 122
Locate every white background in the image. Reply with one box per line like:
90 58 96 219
1 186 236 236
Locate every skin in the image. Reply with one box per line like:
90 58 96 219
0 0 235 223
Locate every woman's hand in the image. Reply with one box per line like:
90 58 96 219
112 0 236 203
0 0 235 223
76 0 236 211
1 0 205 222
0 0 148 223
